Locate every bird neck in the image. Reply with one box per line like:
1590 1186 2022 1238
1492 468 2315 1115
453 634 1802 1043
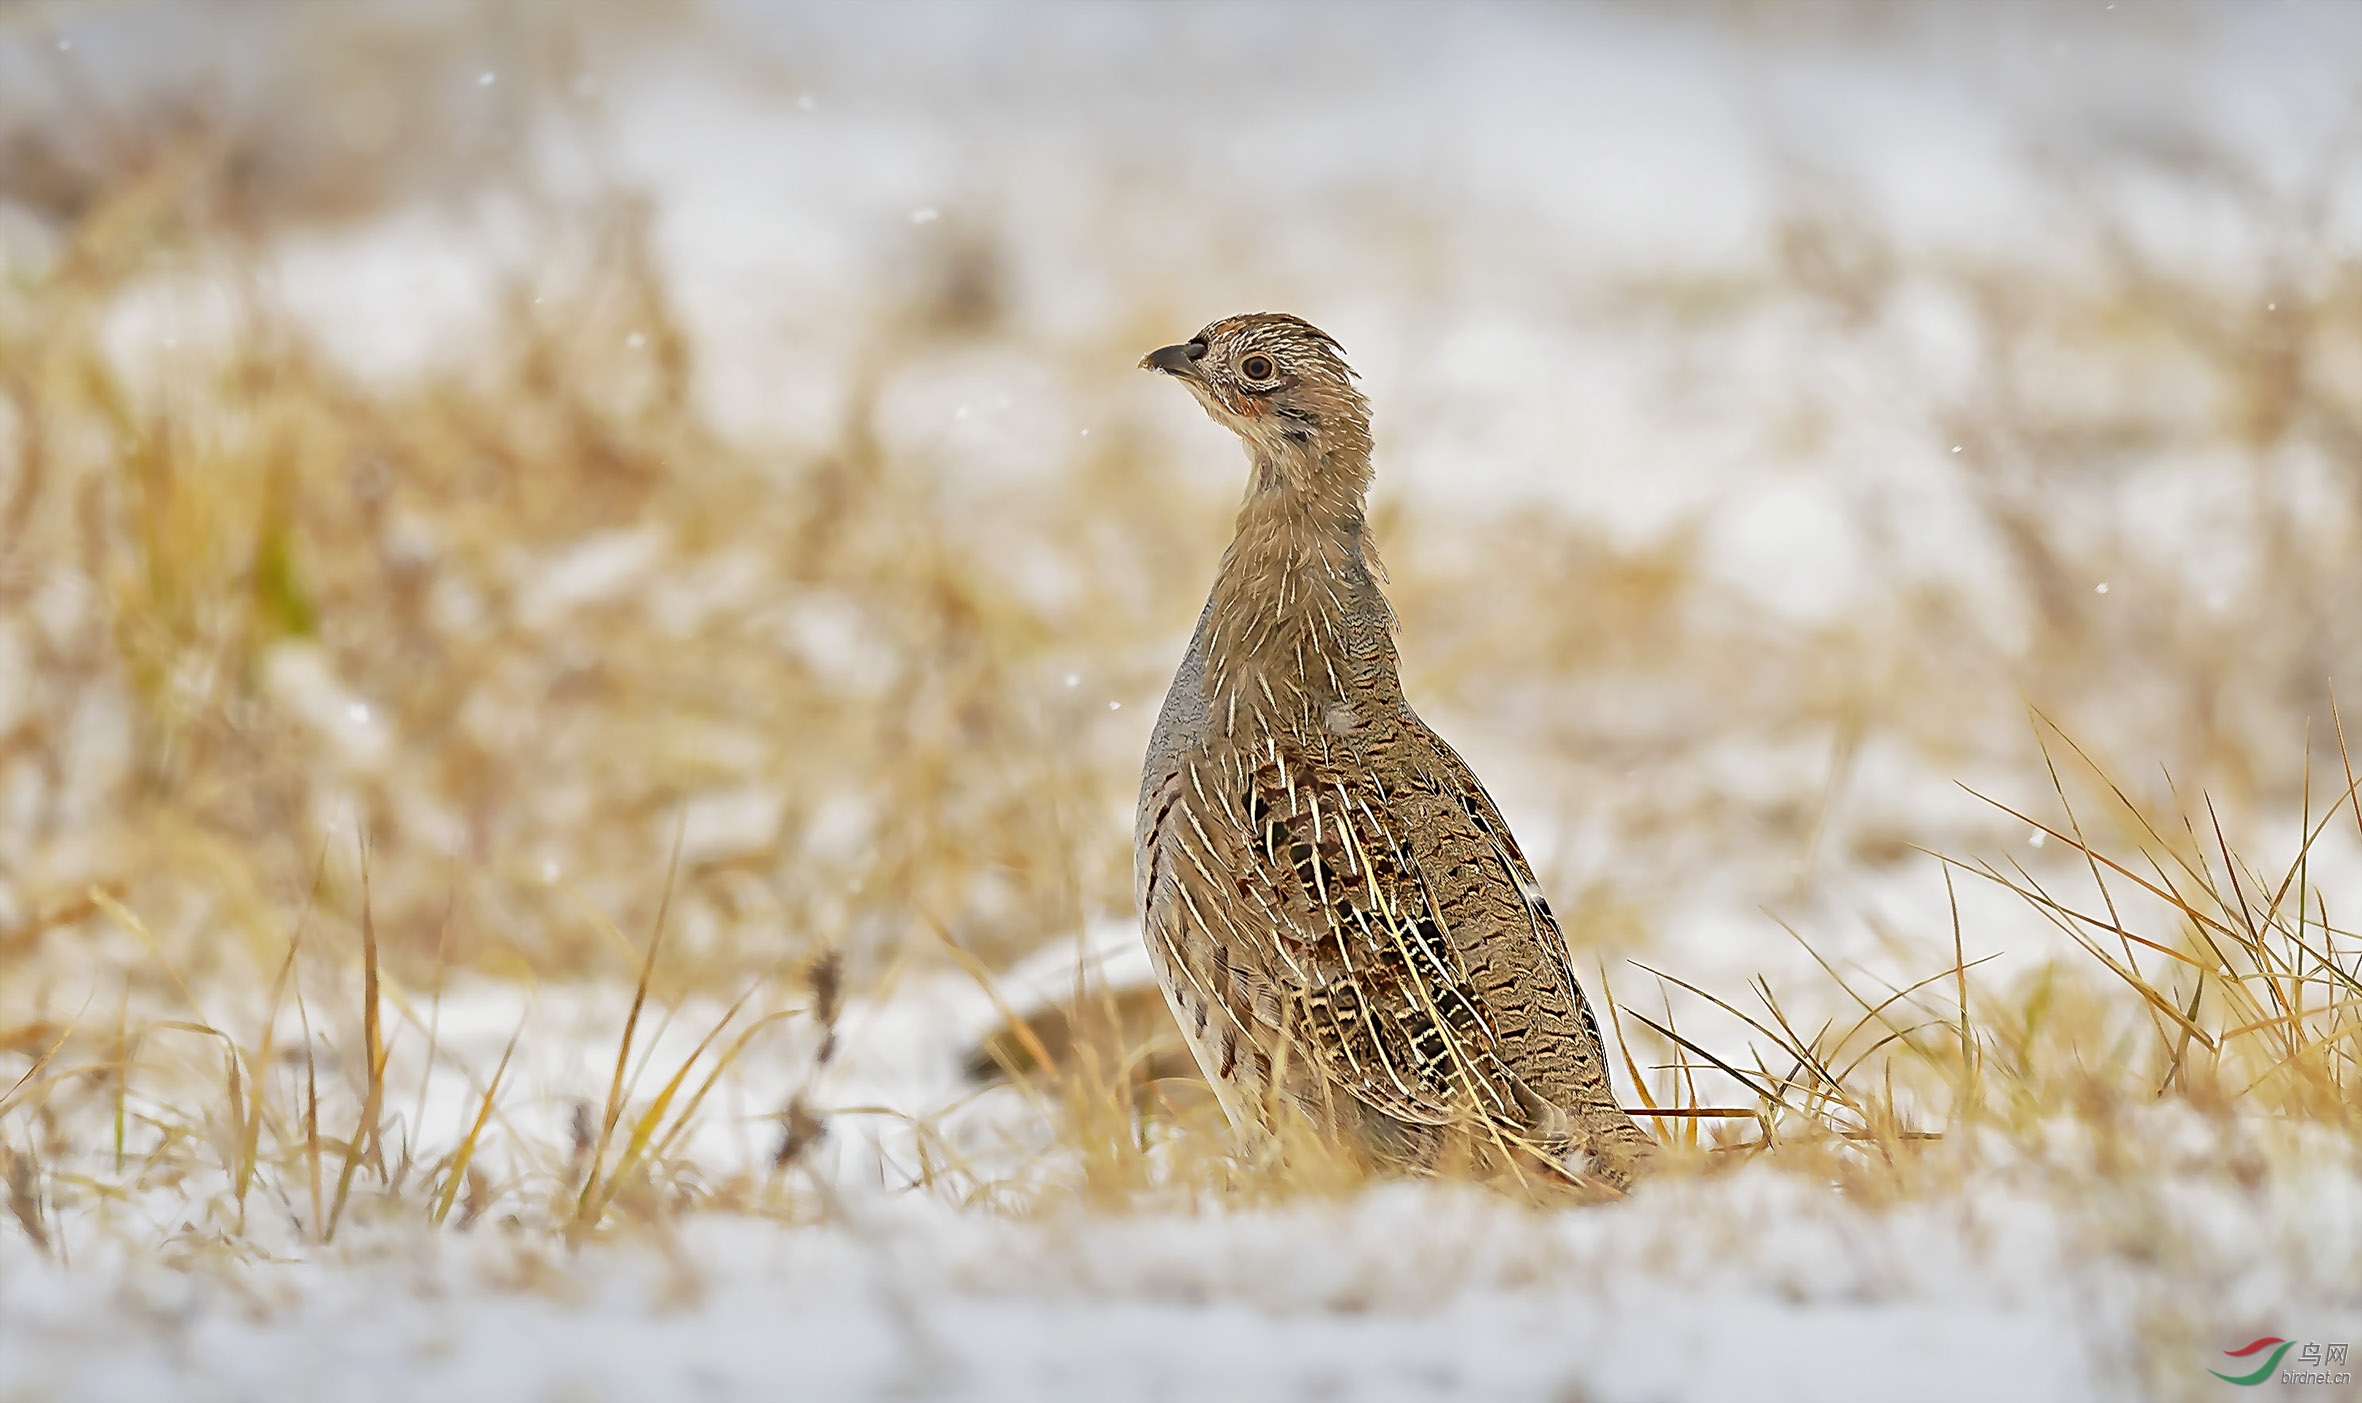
1201 438 1399 719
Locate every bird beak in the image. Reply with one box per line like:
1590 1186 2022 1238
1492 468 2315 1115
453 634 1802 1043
1140 340 1206 376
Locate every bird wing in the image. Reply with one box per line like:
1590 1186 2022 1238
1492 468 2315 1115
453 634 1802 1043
1141 708 1620 1150
1403 720 1632 1126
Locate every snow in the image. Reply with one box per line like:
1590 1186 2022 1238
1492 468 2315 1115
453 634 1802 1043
5 961 2359 1401
0 1194 2128 1403
7 939 2361 1400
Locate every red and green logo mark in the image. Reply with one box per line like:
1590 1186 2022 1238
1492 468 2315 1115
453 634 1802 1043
2215 1337 2353 1387
2212 1338 2294 1386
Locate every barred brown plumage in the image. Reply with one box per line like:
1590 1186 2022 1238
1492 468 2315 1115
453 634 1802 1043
1135 312 1652 1192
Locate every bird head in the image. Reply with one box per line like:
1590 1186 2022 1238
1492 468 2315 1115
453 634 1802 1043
1140 313 1370 477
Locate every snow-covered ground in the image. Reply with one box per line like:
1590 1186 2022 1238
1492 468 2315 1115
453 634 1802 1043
6 955 2361 1403
4 904 2360 1401
0 1184 2226 1402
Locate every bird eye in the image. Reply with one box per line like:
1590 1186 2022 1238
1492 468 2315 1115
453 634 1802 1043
1238 353 1277 382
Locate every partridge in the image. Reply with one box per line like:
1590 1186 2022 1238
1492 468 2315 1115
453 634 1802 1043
1134 313 1651 1191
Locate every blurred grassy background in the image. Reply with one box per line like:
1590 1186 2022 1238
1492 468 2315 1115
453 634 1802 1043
5 1 2360 982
